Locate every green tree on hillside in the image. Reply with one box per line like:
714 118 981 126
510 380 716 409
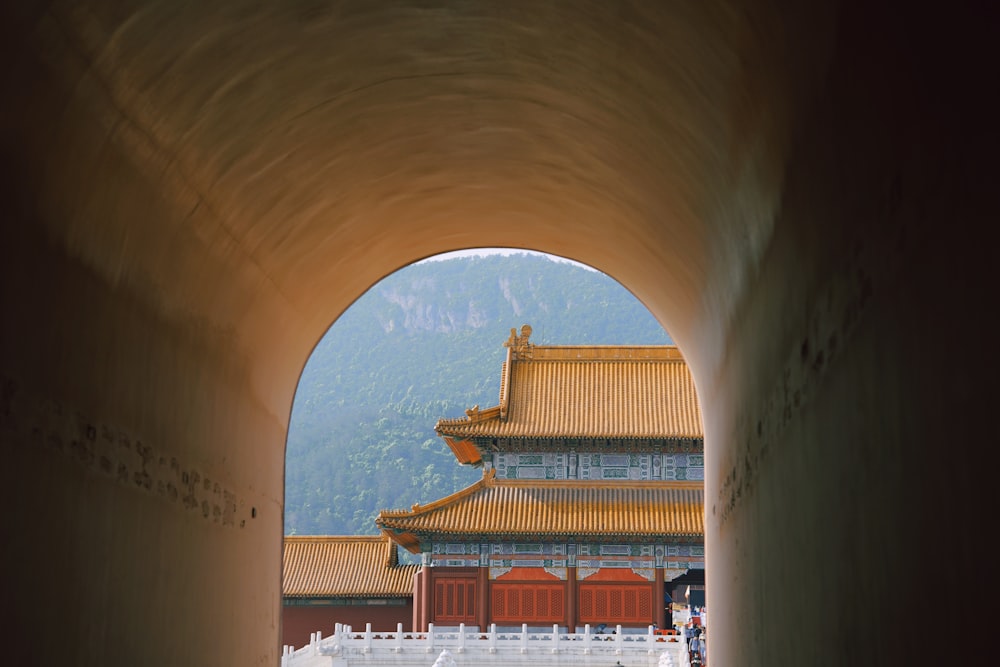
284 253 672 535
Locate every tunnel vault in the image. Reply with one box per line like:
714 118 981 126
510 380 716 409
1 1 994 666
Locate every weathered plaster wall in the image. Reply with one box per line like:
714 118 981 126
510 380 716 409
701 5 994 664
0 1 993 666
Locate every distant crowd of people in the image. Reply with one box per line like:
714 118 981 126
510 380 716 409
685 623 707 665
681 605 707 666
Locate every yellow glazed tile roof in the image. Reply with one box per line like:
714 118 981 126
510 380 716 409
282 535 418 598
435 344 703 440
377 471 704 551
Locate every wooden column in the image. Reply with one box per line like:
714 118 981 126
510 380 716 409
655 567 667 630
566 566 577 632
418 565 433 631
477 566 489 631
412 570 421 632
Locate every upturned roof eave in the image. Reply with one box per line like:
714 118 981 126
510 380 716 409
434 405 504 432
376 469 496 520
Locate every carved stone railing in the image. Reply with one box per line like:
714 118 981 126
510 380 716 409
281 622 689 667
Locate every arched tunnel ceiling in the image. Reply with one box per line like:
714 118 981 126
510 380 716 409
5 2 995 666
15 0 829 380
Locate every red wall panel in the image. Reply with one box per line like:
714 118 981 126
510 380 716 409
433 576 478 624
491 582 565 624
578 583 653 626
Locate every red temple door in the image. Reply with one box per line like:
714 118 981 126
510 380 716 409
433 575 478 625
578 583 654 626
490 582 565 625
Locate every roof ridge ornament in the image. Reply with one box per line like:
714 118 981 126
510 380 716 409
503 323 533 359
484 467 497 485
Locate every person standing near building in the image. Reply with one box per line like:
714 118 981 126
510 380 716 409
689 632 703 666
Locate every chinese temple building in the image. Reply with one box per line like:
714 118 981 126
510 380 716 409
281 535 417 646
376 325 705 632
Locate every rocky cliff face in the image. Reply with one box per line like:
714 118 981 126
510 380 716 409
285 252 673 536
368 257 605 337
377 283 495 333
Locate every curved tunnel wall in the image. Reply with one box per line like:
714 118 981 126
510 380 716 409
0 2 993 666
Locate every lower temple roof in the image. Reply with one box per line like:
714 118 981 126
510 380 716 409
376 470 704 553
283 535 418 598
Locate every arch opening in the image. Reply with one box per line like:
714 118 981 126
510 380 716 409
281 246 700 647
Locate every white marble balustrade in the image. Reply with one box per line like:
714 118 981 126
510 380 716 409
282 622 690 667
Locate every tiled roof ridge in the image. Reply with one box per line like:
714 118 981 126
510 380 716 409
283 533 405 569
282 534 418 598
434 327 690 428
378 469 496 517
436 404 501 428
527 344 683 359
283 534 387 543
490 478 703 490
531 343 679 352
376 479 706 547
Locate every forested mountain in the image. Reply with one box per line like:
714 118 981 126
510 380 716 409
284 252 672 536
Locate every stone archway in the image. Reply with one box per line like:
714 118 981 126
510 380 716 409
0 2 993 666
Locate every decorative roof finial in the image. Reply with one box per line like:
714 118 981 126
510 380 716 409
503 324 533 358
